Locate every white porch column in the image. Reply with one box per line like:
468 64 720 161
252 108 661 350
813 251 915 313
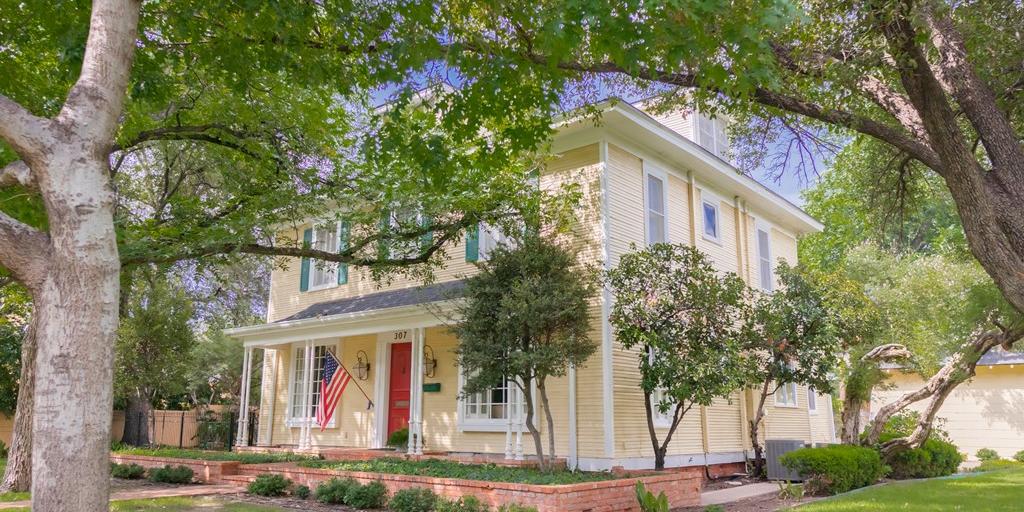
300 341 315 450
235 346 253 447
261 348 279 446
504 376 514 460
514 380 524 461
408 328 425 455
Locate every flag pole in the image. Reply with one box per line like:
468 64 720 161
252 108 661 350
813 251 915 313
338 361 375 408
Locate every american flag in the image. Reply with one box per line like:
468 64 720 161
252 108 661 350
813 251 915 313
316 351 351 430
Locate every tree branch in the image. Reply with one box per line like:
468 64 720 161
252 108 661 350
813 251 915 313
0 161 35 190
0 212 50 290
57 0 141 145
0 95 52 162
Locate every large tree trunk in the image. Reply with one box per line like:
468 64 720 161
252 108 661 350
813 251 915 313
840 344 913 444
839 394 864 445
0 319 36 493
121 392 153 447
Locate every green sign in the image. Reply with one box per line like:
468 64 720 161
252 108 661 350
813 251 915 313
423 382 441 393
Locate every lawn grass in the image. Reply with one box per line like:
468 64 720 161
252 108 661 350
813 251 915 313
298 456 618 485
0 459 30 503
112 447 316 465
1 496 288 512
792 468 1024 511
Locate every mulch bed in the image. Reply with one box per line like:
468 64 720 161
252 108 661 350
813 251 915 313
227 492 372 511
674 494 822 512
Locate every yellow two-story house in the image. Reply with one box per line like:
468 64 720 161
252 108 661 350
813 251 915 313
225 98 834 472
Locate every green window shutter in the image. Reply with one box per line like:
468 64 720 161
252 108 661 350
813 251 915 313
420 216 433 252
299 228 313 292
465 223 479 262
337 221 350 285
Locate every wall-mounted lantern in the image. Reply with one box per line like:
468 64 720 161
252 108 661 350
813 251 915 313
354 350 371 381
423 345 438 378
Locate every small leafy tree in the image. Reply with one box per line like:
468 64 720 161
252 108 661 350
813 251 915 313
606 244 749 470
115 270 199 446
743 262 842 476
453 235 597 470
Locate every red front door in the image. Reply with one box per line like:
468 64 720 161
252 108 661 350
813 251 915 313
387 342 412 436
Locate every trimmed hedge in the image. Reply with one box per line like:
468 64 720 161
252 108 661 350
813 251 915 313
972 459 1024 472
110 462 146 480
1014 450 1024 463
315 477 360 504
346 481 388 509
976 448 1000 461
147 464 194 484
388 487 438 512
247 474 291 497
780 445 886 495
881 434 963 479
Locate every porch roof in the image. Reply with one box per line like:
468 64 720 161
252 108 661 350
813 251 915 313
224 280 465 347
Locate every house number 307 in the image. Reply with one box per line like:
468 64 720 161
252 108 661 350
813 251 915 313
393 331 408 341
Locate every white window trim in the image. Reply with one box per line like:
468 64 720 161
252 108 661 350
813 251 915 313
650 388 675 429
755 219 775 292
774 381 799 409
808 388 819 415
285 342 339 428
479 223 517 261
700 189 723 245
307 223 341 292
456 366 531 432
642 162 669 246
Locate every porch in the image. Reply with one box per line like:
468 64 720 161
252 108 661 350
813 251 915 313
233 445 565 469
226 283 543 464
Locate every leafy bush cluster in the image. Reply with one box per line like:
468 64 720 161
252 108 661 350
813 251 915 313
147 465 194 484
972 459 1024 472
779 445 886 495
313 478 386 508
298 457 615 485
976 448 1000 462
293 485 311 499
110 463 146 480
247 474 292 497
388 488 536 512
881 434 962 479
1014 450 1024 463
387 428 409 451
634 481 668 512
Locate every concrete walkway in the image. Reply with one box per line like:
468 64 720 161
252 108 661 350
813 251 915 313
0 483 244 509
701 482 779 506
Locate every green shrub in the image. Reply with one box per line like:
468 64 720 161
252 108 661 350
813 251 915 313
346 481 388 509
780 445 886 495
293 484 311 499
247 473 292 497
387 428 409 450
147 465 194 484
635 481 669 512
316 477 360 504
976 448 1000 461
496 505 538 512
1014 450 1024 463
110 463 146 480
972 459 1024 472
436 496 487 512
388 487 438 512
882 435 963 479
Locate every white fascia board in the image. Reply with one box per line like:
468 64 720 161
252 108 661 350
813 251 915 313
224 301 458 347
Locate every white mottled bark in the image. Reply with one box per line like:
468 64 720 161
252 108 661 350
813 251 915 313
0 0 140 510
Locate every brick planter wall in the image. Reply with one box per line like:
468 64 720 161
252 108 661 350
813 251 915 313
237 463 701 511
110 454 240 484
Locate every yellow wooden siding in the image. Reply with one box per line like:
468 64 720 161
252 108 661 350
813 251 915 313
873 367 1024 460
763 386 812 441
694 188 740 276
808 389 836 444
707 393 746 452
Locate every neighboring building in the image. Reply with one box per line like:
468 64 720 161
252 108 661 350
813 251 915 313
225 99 830 471
871 349 1024 461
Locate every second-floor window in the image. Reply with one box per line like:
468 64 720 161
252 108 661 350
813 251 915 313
807 388 818 413
697 114 729 160
310 223 340 290
645 167 667 245
757 226 774 291
775 381 798 407
702 197 720 243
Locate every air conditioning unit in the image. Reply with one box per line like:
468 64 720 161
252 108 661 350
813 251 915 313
766 439 807 481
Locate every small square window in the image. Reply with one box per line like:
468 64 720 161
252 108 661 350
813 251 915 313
775 382 798 407
702 200 719 242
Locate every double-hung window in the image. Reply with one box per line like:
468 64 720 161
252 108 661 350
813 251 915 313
647 347 674 427
288 344 334 426
459 371 523 431
309 223 340 290
756 225 774 291
697 114 729 160
644 165 667 245
702 194 721 243
479 224 515 260
775 381 798 407
807 388 818 414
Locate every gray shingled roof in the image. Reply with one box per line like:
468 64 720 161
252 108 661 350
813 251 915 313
279 280 466 322
881 347 1024 370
